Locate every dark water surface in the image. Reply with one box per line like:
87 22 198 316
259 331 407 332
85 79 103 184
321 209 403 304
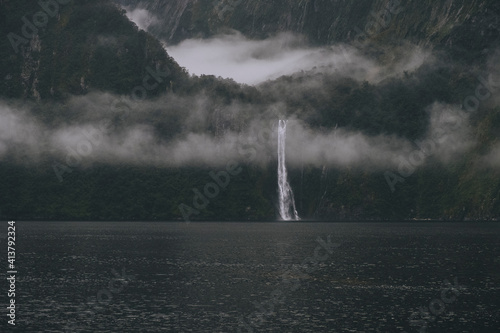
9 222 500 332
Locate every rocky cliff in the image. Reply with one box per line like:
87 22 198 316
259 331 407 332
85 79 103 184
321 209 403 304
117 0 500 62
0 0 187 100
1 0 499 221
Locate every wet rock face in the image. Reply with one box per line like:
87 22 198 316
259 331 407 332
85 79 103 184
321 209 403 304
115 0 499 55
21 35 42 100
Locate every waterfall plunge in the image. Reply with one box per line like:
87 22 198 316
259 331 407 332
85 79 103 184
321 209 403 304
277 120 300 221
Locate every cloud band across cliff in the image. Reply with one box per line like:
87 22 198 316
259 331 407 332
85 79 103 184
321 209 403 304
0 95 478 173
166 32 432 85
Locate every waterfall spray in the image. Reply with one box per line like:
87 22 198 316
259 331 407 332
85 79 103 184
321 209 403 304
277 120 300 221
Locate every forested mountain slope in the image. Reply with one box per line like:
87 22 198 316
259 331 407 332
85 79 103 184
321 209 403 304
117 0 500 63
0 0 499 221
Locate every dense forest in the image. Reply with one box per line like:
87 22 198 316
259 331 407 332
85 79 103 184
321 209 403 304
0 0 499 221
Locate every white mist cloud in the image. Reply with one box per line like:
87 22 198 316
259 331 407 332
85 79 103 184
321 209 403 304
124 7 158 31
424 103 474 163
483 144 500 167
0 103 43 160
0 97 473 171
166 32 432 85
167 32 322 84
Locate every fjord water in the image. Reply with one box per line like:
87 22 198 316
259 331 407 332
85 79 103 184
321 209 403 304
16 222 499 332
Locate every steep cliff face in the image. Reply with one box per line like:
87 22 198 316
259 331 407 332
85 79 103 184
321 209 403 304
0 0 187 100
1 0 498 221
116 0 499 62
20 35 42 100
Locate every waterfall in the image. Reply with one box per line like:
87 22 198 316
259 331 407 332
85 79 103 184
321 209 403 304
277 120 300 221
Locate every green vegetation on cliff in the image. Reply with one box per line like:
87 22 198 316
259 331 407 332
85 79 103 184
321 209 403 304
0 0 499 221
